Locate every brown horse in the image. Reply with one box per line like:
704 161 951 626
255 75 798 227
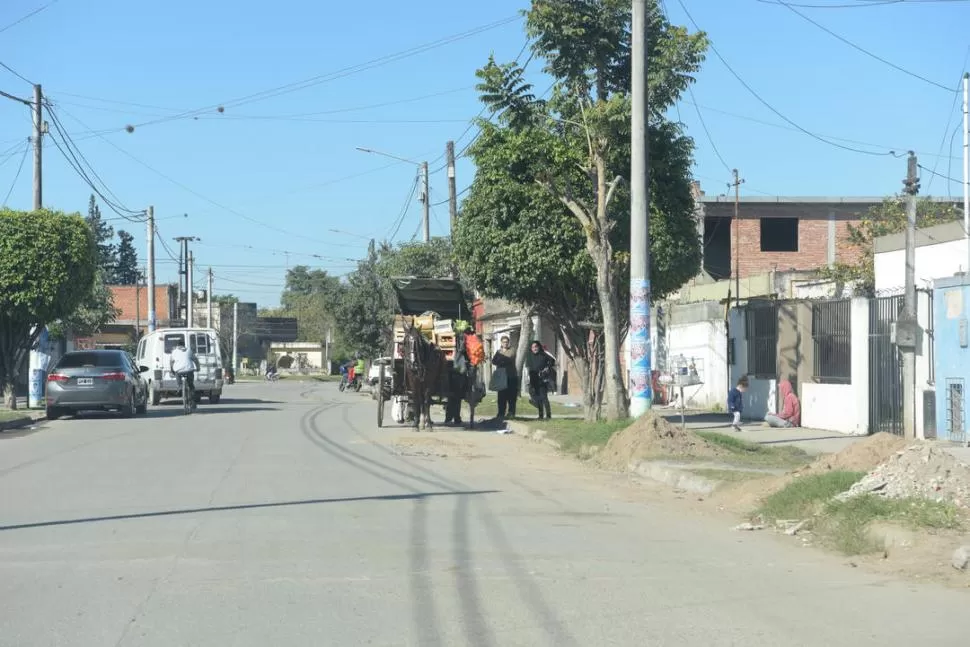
403 323 446 431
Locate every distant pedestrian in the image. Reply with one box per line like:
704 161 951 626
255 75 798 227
490 335 518 418
526 340 555 420
728 375 748 432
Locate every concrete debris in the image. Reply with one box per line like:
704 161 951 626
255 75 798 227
952 545 970 571
733 522 765 531
785 519 811 536
836 444 970 509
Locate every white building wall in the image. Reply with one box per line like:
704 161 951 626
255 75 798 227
666 319 728 410
800 298 870 435
875 238 969 292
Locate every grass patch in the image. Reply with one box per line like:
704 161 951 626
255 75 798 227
688 468 768 483
818 496 965 555
0 410 29 423
527 418 631 455
472 395 579 419
757 470 866 521
754 470 964 555
697 431 812 469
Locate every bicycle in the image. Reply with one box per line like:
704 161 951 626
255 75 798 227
179 373 196 414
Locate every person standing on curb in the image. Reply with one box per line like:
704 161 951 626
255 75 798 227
490 335 518 419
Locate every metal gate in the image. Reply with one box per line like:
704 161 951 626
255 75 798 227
868 295 904 436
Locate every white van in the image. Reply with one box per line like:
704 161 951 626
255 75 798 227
136 328 224 405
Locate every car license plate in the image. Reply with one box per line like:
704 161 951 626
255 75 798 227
77 378 93 386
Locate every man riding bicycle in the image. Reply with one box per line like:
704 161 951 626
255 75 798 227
170 340 201 404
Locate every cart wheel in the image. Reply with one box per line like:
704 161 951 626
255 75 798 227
377 365 386 428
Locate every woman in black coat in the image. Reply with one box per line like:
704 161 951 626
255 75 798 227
525 340 555 420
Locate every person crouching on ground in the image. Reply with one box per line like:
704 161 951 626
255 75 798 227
728 375 748 432
765 379 801 428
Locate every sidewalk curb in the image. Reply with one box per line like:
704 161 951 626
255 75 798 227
505 420 784 496
507 421 562 451
0 412 46 433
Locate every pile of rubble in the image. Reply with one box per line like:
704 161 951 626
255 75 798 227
837 443 970 508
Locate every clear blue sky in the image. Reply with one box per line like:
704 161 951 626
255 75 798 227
1 0 968 307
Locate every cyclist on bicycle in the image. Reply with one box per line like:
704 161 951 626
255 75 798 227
169 340 200 402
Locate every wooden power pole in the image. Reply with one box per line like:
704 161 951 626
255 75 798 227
731 169 745 308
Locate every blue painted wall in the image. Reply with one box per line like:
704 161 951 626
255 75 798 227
933 276 970 441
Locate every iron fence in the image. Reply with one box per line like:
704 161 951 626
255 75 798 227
812 299 852 384
745 301 778 378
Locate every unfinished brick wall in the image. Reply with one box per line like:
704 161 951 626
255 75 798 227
108 285 174 322
729 216 864 278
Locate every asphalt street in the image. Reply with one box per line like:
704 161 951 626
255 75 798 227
1 381 968 646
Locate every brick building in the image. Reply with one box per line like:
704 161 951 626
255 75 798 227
73 284 178 349
697 192 882 281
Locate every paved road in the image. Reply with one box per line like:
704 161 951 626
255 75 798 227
1 382 967 646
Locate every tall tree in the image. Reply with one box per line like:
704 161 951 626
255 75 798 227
85 194 116 279
457 0 707 419
820 197 961 296
0 209 97 408
114 230 140 285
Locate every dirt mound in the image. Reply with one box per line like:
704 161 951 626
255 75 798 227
838 443 970 508
594 413 721 471
800 432 909 475
711 433 912 513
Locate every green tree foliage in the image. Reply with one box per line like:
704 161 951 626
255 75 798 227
820 197 961 296
114 230 141 285
86 194 116 277
454 0 707 419
0 209 97 407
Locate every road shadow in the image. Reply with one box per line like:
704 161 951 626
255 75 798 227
0 489 498 532
143 406 280 418
660 411 730 425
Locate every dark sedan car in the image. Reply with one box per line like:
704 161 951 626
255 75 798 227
46 350 149 420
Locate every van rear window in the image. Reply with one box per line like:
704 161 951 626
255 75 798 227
191 334 211 355
163 334 184 353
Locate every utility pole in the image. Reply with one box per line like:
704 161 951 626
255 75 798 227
963 72 970 276
446 141 458 236
187 250 195 328
207 268 214 329
232 301 239 374
173 236 198 326
629 0 651 418
421 161 430 242
32 84 43 210
900 152 921 440
135 271 141 338
146 206 156 332
731 169 745 308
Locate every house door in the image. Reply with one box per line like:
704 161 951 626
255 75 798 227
868 295 904 436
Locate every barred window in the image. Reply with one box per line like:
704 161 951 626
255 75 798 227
812 299 851 384
745 302 778 378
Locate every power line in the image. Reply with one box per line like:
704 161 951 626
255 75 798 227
771 1 954 91
919 163 961 184
122 16 520 133
678 97 955 159
43 101 146 221
1 142 29 206
0 0 59 35
757 0 969 7
0 61 33 85
687 87 732 173
674 0 900 157
386 173 419 241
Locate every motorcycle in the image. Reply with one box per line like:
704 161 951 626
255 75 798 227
338 374 362 392
265 370 280 383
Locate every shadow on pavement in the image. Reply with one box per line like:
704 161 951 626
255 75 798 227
143 406 279 418
0 489 499 532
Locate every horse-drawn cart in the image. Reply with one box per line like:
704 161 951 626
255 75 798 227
375 278 483 430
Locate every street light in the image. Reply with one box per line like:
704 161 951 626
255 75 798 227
356 146 429 242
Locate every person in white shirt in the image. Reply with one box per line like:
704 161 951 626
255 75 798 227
169 341 200 398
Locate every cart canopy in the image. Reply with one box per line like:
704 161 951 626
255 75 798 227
390 277 469 320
